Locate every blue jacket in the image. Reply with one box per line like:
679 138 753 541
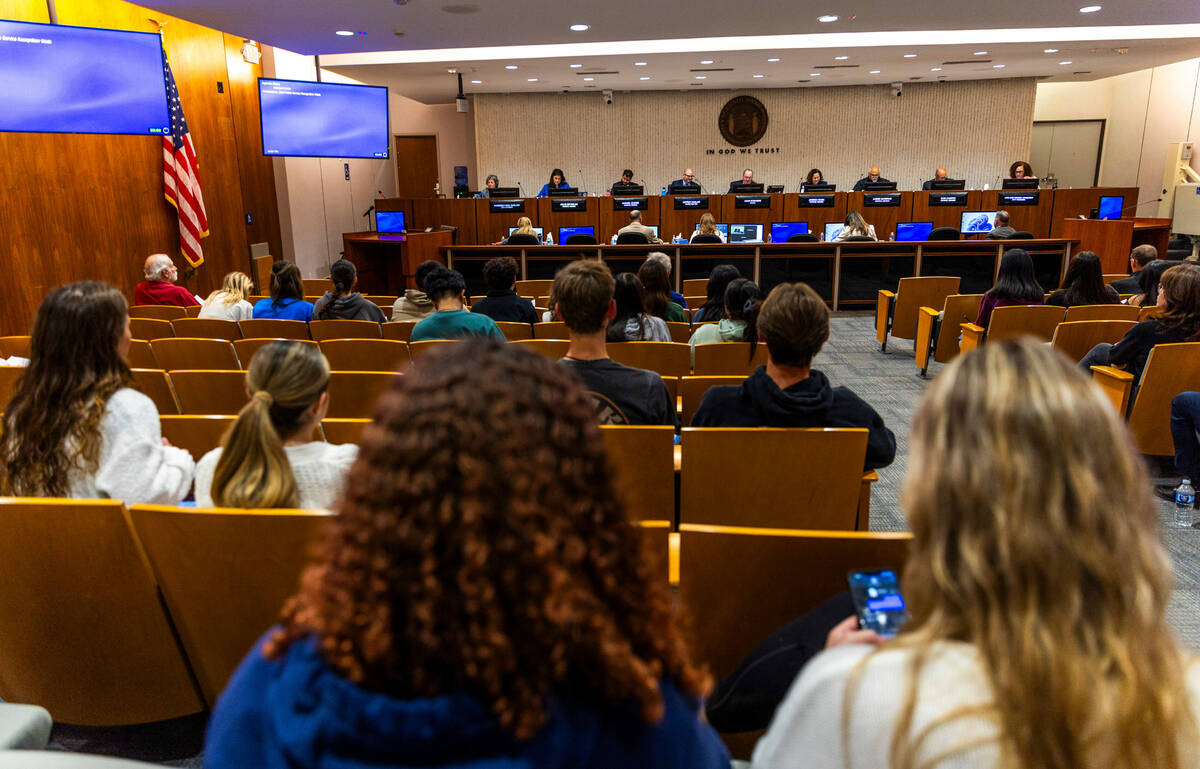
253 297 314 322
537 182 571 197
205 632 731 769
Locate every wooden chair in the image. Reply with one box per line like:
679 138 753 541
234 337 317 365
128 305 187 320
515 279 553 296
1062 303 1140 322
0 336 30 358
914 294 984 376
362 295 399 309
600 426 675 522
684 296 705 310
302 277 331 295
494 321 534 340
636 520 673 586
679 376 746 426
1139 306 1161 321
159 415 235 460
0 367 24 411
682 278 708 295
309 319 382 341
666 322 692 343
0 498 204 725
1091 342 1200 455
1102 273 1127 284
959 305 1064 353
127 505 331 707
409 339 461 361
127 339 158 369
1050 320 1136 362
252 254 273 295
170 317 242 340
129 317 174 340
319 339 409 371
238 318 310 340
326 371 401 418
876 276 960 352
169 370 248 415
678 525 911 759
693 342 767 376
533 321 570 339
382 321 419 342
150 338 241 370
607 341 690 379
183 305 203 317
510 339 570 359
131 369 179 415
680 427 868 529
321 418 371 445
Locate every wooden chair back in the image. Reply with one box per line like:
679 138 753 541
693 342 768 376
636 520 672 586
184 305 203 317
318 339 410 371
0 498 204 725
891 276 960 340
127 505 331 707
682 278 708 295
680 428 868 529
321 418 370 445
932 294 983 364
607 341 690 379
234 338 317 366
1063 303 1140 322
600 426 675 522
382 320 419 341
1139 305 1162 321
159 415 235 460
510 339 570 359
533 321 570 339
665 322 692 343
679 376 746 426
0 336 31 358
169 370 248 415
1102 273 1127 284
170 318 242 341
515 279 553 296
362 295 398 309
409 339 461 361
1051 320 1136 362
326 371 401 418
127 339 158 368
309 319 382 341
131 369 179 415
252 254 273 295
129 317 174 340
129 305 187 320
494 321 534 340
984 304 1064 343
0 366 23 411
1128 343 1200 456
684 296 705 311
150 338 241 371
302 277 331 295
238 318 310 340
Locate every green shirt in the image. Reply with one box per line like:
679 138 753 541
410 309 506 342
662 302 687 324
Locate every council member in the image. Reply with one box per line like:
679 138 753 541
1009 160 1035 179
476 174 500 198
728 168 756 192
921 167 949 189
802 169 825 190
537 169 570 197
852 166 891 191
609 169 635 194
668 168 698 191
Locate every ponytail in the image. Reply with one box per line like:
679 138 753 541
722 279 764 359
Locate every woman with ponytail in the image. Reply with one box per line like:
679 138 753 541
688 278 762 366
194 341 356 509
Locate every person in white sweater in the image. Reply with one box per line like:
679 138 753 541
0 281 194 504
754 339 1200 769
199 271 255 321
193 340 356 510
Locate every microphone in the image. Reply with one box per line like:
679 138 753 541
578 168 585 195
517 181 524 197
640 178 647 192
1124 198 1162 212
362 204 375 218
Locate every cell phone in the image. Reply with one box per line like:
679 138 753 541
847 568 908 639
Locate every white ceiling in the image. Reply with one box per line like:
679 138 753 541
142 0 1200 103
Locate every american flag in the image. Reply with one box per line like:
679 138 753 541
161 44 208 268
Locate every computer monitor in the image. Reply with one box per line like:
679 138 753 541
714 224 730 238
771 222 810 242
558 226 594 243
1098 195 1124 220
896 221 934 241
766 184 785 194
864 181 898 191
375 210 406 234
1002 177 1039 189
727 223 764 243
668 182 701 194
960 211 999 234
803 183 836 192
611 183 644 195
647 225 660 237
489 186 520 197
930 179 967 190
823 223 845 241
548 187 580 197
730 183 765 193
508 226 545 239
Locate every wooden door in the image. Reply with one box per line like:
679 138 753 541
394 135 439 198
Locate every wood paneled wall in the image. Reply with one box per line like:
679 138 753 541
0 0 280 334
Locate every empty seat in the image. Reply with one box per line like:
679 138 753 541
129 317 174 340
129 305 187 320
326 371 401 418
786 233 819 243
409 339 461 361
665 322 692 343
564 234 597 245
183 305 203 317
960 305 1065 352
159 415 235 460
151 338 241 370
693 342 768 376
170 317 242 340
510 339 569 359
318 338 409 371
876 276 960 351
679 376 746 426
533 321 570 339
494 321 534 341
321 418 370 445
302 277 331 295
234 337 317 366
515 279 553 296
238 319 310 340
131 368 179 415
169 370 248 415
1062 303 1140 322
126 339 158 369
600 425 675 522
682 279 708 295
309 319 382 341
1091 342 1200 455
382 320 419 341
914 293 984 376
1051 320 1136 362
928 227 960 241
607 341 690 379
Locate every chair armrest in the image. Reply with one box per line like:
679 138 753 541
876 290 896 344
914 307 939 373
1090 365 1134 415
959 323 985 353
856 471 879 531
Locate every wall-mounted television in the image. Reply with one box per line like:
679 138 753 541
0 19 170 135
259 78 389 159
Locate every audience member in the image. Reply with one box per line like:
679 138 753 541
646 251 689 308
501 216 541 244
1164 392 1200 501
537 168 570 197
851 166 891 191
541 286 559 323
831 211 876 242
205 340 728 769
470 257 538 324
690 213 726 243
974 248 1044 327
194 341 355 510
391 260 440 322
688 278 762 366
1046 251 1120 307
410 267 505 342
608 273 670 342
616 210 663 244
0 281 193 503
692 282 895 470
553 260 674 426
692 264 742 323
753 339 1200 769
253 262 314 321
312 260 387 322
1111 244 1158 294
199 271 255 321
638 258 687 323
1128 259 1175 307
134 253 200 307
985 210 1016 239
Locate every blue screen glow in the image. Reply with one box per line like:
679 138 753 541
897 222 934 241
771 222 810 241
259 78 389 159
559 226 594 242
1098 196 1123 220
376 211 405 233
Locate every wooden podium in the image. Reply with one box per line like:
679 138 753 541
342 229 453 294
1058 217 1173 273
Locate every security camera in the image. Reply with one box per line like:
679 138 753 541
890 82 903 97
602 89 613 105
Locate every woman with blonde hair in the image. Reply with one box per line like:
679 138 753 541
754 338 1200 769
193 341 356 510
199 271 255 321
831 210 876 242
690 213 726 243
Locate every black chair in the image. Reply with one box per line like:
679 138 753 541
787 233 819 243
929 227 960 241
505 233 541 245
844 235 875 242
565 234 597 245
1009 231 1034 239
690 234 722 244
615 231 650 245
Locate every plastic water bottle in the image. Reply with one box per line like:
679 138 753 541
1176 478 1195 527
610 234 618 244
545 231 554 245
661 186 667 196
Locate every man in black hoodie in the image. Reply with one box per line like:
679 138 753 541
691 282 895 470
470 256 538 324
312 259 387 322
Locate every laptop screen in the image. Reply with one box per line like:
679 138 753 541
896 222 934 241
558 226 594 242
727 223 764 243
771 222 810 242
823 222 844 241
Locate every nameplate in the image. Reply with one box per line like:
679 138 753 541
673 196 709 210
613 196 649 211
551 198 587 212
488 199 525 213
734 195 771 209
865 193 902 207
928 192 968 206
797 194 835 208
998 191 1040 206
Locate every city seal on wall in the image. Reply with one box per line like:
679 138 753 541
719 95 768 147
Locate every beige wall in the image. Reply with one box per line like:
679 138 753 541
474 79 1037 195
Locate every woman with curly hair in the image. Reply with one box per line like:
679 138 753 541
0 281 193 503
205 340 728 769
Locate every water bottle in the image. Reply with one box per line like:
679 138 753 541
1175 478 1195 527
545 231 554 245
889 232 895 241
610 234 618 245
661 186 667 196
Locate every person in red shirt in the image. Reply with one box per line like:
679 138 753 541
134 253 200 307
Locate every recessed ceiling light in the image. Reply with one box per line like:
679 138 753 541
700 59 714 64
634 61 647 66
809 72 821 77
583 76 594 81
695 75 707 79
1079 5 1101 12
1059 60 1073 64
569 23 590 31
834 55 848 60
767 57 781 62
869 69 881 74
903 53 917 58
1044 48 1059 53
569 63 582 68
753 73 765 78
334 30 354 36
931 67 943 71
505 64 518 70
974 50 988 55
527 77 538 82
993 63 1006 68
639 76 650 80
818 14 839 22
447 68 456 73
471 79 482 84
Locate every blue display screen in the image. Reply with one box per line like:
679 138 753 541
824 222 844 241
897 222 934 241
559 226 594 242
961 210 998 233
0 19 170 135
771 222 810 241
1098 196 1123 220
376 211 405 233
259 78 389 159
848 569 908 639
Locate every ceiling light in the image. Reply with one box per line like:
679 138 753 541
527 77 538 81
695 75 707 79
570 63 582 68
753 73 765 78
1079 5 1101 12
903 53 917 58
583 76 594 81
834 55 848 60
569 23 590 31
505 64 518 69
809 72 821 77
767 57 781 62
335 30 354 36
471 79 482 83
1059 60 1073 64
447 68 456 73
974 50 988 55
931 66 942 71
700 59 714 64
869 69 881 74
634 61 647 66
993 63 1006 68
818 14 839 22
639 76 650 80
1044 48 1059 53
